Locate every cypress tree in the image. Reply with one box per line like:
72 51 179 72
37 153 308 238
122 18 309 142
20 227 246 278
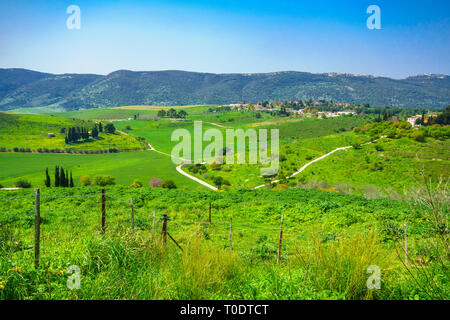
69 171 74 188
99 122 103 133
45 168 51 187
92 126 98 138
60 167 66 187
55 166 60 187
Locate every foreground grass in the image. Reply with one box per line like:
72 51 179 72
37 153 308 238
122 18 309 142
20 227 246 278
0 186 447 300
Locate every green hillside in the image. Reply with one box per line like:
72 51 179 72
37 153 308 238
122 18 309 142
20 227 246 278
0 113 144 152
1 69 449 110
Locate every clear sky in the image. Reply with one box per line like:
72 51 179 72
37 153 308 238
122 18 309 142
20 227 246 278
0 0 449 78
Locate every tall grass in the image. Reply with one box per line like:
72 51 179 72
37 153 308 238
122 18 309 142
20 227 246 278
291 231 396 300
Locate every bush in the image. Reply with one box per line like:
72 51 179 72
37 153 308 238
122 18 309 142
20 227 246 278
130 179 143 188
161 180 176 189
211 176 230 188
149 177 162 188
94 174 116 187
125 125 132 130
80 175 92 186
15 180 31 188
374 144 384 151
209 161 221 170
410 130 426 142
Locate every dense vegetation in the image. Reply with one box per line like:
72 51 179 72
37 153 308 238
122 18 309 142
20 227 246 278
1 69 449 110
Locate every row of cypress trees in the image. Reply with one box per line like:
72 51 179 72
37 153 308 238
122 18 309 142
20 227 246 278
45 166 74 187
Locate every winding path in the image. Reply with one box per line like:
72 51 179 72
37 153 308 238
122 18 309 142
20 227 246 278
254 139 379 189
176 164 218 191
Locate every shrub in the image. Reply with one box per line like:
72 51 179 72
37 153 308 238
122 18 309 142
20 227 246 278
80 175 92 186
149 177 162 188
161 180 176 189
410 130 426 142
209 161 221 170
374 144 384 151
15 180 31 188
0 184 3 188
125 125 132 130
130 179 143 188
94 174 116 187
273 184 289 190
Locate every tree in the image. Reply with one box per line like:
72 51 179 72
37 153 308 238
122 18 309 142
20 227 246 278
45 168 51 187
69 171 74 188
94 174 116 186
157 109 166 117
178 110 187 118
98 122 103 133
167 108 177 118
92 125 99 138
104 123 116 134
55 166 60 187
60 167 66 187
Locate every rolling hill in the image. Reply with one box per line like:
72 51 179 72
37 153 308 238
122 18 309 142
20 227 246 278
0 68 449 111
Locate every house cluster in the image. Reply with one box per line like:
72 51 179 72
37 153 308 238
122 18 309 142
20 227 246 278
407 114 439 127
407 115 422 127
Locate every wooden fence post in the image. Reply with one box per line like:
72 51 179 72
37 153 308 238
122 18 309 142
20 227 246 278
130 197 134 231
161 214 167 245
404 223 408 265
229 217 232 251
34 188 40 269
277 214 284 264
209 201 211 224
151 209 155 239
101 189 106 234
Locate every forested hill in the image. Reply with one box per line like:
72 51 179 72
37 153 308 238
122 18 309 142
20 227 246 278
0 68 449 110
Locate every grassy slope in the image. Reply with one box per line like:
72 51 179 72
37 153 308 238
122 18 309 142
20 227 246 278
297 136 450 195
0 113 144 151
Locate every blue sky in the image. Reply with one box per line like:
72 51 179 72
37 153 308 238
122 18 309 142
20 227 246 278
0 0 449 78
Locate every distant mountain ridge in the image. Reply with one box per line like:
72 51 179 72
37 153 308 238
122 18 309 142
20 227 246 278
0 68 448 110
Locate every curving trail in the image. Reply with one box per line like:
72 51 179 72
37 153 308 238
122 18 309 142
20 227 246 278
176 164 218 191
254 139 379 189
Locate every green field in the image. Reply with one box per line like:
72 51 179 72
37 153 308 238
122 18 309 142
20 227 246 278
0 151 204 190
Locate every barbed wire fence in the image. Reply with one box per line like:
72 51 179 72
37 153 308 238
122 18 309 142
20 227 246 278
0 188 441 270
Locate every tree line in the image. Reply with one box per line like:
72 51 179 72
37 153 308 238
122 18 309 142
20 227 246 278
45 166 74 187
157 109 187 118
